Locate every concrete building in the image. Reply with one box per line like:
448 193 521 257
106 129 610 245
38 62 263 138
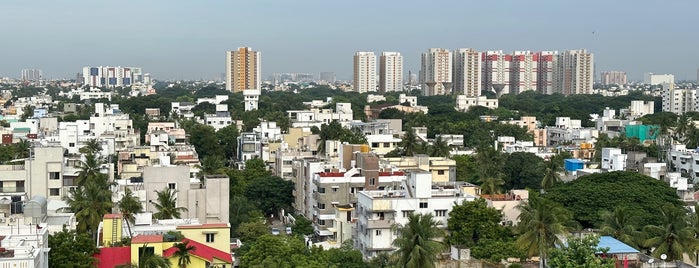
536 51 557 94
287 103 354 130
662 84 697 114
0 223 49 268
509 51 538 94
453 48 481 97
481 50 511 96
319 72 336 84
554 49 594 95
455 95 498 112
226 47 261 92
203 105 232 131
353 52 377 93
601 148 626 171
236 132 262 165
21 69 42 82
644 73 674 85
420 48 453 96
380 154 457 182
243 89 260 111
82 66 145 88
667 144 699 181
601 71 627 85
379 52 403 93
628 100 654 119
356 170 476 258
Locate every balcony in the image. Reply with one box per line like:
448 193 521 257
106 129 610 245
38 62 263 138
366 219 394 229
0 187 26 193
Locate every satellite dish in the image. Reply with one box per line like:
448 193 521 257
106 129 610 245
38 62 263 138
660 254 667 260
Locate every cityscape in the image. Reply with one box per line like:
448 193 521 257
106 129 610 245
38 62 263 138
2 1 699 268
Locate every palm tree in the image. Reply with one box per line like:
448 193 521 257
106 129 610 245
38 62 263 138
479 176 505 195
400 128 419 156
65 181 114 240
172 240 196 268
79 138 103 155
430 136 450 157
137 243 171 268
391 213 445 268
516 193 574 268
599 206 640 249
540 163 561 192
118 188 143 237
75 153 104 186
195 156 226 183
643 206 696 261
152 188 188 220
13 139 31 159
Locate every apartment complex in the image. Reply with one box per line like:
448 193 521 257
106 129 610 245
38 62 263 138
481 50 511 96
601 71 627 85
82 66 145 88
453 48 481 97
226 47 261 92
21 69 42 82
379 52 403 93
662 83 697 114
353 52 377 93
420 48 453 96
555 49 594 95
644 73 674 85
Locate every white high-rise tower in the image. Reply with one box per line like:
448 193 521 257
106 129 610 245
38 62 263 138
353 52 377 93
420 48 452 96
554 49 594 95
453 48 481 97
379 52 403 93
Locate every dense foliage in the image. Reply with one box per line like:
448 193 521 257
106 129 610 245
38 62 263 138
543 171 683 228
48 229 99 268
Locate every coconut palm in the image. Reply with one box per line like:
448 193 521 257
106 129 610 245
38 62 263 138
430 136 450 157
152 188 188 220
516 193 574 268
118 188 143 237
172 240 196 268
79 138 103 155
479 176 505 195
400 128 419 156
65 181 114 240
75 153 104 186
138 243 171 268
643 205 696 261
391 213 446 268
599 206 640 249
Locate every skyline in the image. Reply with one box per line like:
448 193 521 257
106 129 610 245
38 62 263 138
2 0 698 81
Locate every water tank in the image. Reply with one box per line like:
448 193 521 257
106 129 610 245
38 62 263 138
24 195 47 219
360 144 370 153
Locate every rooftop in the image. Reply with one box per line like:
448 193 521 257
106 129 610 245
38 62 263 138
131 235 163 244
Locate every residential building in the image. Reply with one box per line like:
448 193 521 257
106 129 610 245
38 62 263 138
243 89 260 111
196 95 229 105
82 66 144 88
0 223 49 268
379 52 403 93
420 48 452 96
353 52 377 93
481 50 511 96
554 49 593 95
21 69 42 82
601 148 626 171
601 71 627 85
536 51 557 94
667 144 699 181
365 134 401 156
170 102 195 119
509 51 538 94
662 84 697 114
319 72 336 84
287 103 354 129
455 95 498 112
380 154 457 182
203 105 232 131
644 73 674 85
628 100 655 119
226 47 261 92
237 132 262 164
366 94 386 103
481 189 529 225
356 170 476 258
453 48 481 97
502 116 538 132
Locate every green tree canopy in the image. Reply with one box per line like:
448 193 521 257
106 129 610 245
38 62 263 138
547 235 615 268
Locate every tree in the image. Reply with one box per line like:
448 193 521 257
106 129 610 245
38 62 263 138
479 176 505 195
502 152 545 190
48 229 99 268
547 235 615 268
544 171 684 228
448 199 507 247
239 235 322 268
598 206 640 249
643 205 696 261
237 221 270 243
118 188 143 238
152 188 188 220
75 152 105 186
188 124 224 160
292 216 315 236
516 192 574 268
137 243 172 268
391 213 445 268
79 138 103 155
216 124 239 160
172 240 196 268
65 179 114 240
430 136 450 157
244 176 294 217
399 128 419 157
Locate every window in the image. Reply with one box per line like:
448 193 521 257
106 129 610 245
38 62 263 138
49 172 60 180
375 230 382 236
205 233 215 243
435 210 447 217
419 202 428 208
383 143 390 148
369 178 376 186
69 142 75 147
49 188 60 196
318 219 326 225
437 170 445 175
318 203 326 210
371 143 379 148
168 183 176 190
318 187 326 194
402 210 413 217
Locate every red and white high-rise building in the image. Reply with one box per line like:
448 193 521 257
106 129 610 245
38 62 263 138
453 48 481 97
481 50 511 96
420 48 453 96
509 51 538 94
536 51 557 94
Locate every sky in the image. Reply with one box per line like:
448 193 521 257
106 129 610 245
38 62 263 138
1 0 698 81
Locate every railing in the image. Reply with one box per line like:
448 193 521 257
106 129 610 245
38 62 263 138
0 165 25 171
366 219 393 229
0 187 26 193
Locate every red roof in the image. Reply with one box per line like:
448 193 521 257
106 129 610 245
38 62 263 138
94 246 130 268
318 172 345 177
131 235 163 244
103 214 121 219
379 171 404 176
177 223 229 229
163 239 232 263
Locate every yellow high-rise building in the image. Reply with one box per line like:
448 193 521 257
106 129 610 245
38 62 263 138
226 47 261 92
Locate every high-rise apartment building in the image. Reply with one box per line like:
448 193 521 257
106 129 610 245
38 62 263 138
82 66 144 88
453 48 481 97
353 52 377 93
481 50 511 96
226 47 261 92
379 52 403 93
319 72 336 84
21 69 42 82
644 73 674 85
662 83 697 114
554 49 594 95
509 51 538 94
420 48 452 96
536 51 556 94
601 71 627 85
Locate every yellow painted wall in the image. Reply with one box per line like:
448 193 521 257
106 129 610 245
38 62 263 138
102 217 123 246
167 254 230 268
130 242 165 264
177 226 231 254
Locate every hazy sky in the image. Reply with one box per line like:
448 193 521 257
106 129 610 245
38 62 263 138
2 0 698 81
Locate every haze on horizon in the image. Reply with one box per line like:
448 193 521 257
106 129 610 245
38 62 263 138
1 0 697 82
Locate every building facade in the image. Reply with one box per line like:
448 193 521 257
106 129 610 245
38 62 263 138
509 51 538 94
420 48 453 96
353 52 377 93
453 48 481 97
226 47 261 92
662 84 697 114
554 49 594 95
481 50 511 96
379 52 403 93
601 71 627 85
82 66 144 88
